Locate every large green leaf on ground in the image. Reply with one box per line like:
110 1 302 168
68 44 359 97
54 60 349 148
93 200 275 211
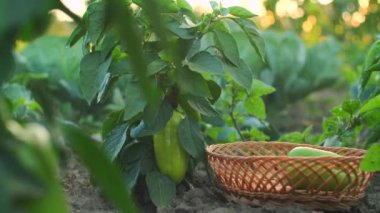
146 172 176 207
22 36 83 97
287 38 341 101
263 30 306 79
60 122 137 213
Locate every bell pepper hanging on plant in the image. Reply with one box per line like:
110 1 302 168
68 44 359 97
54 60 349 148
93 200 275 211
153 111 189 184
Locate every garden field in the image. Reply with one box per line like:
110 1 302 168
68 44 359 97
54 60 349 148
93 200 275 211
0 0 379 212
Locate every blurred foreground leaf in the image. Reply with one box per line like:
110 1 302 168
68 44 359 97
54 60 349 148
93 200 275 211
60 121 137 213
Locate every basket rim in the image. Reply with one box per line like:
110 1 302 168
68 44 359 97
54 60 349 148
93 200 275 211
206 141 366 161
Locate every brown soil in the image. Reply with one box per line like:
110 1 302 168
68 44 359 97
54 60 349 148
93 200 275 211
62 152 113 213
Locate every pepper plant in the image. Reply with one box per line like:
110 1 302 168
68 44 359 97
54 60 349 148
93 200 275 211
320 38 380 172
279 39 380 172
67 0 270 206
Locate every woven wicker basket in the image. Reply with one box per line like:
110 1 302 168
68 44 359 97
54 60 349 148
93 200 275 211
206 142 374 211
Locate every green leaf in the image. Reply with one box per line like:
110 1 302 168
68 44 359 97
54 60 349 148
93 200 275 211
212 19 229 32
97 72 112 103
213 29 240 66
207 80 221 104
278 126 313 144
103 123 129 161
178 116 206 160
223 60 252 91
60 121 137 213
164 15 194 39
143 100 173 134
185 51 223 75
186 38 201 59
364 40 380 72
252 79 276 96
367 62 380 72
102 110 125 139
84 1 106 44
125 160 140 189
80 51 112 104
122 75 148 120
174 69 212 98
360 40 380 89
159 0 179 13
228 6 256 18
147 60 168 76
233 19 266 62
187 95 219 117
146 172 176 207
249 128 269 141
109 57 134 76
359 94 380 114
360 143 380 172
245 95 266 120
2 83 42 118
323 135 341 147
342 99 361 114
66 25 85 47
362 110 380 127
209 1 219 13
176 0 192 11
199 32 215 51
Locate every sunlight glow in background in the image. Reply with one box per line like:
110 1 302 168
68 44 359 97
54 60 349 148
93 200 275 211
54 0 374 30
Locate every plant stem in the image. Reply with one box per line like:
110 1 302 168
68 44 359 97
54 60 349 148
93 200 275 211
57 1 83 26
230 87 246 141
